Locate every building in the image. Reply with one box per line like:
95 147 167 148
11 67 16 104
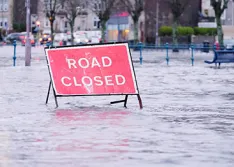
106 0 145 42
37 0 96 34
6 0 144 42
199 0 234 38
36 0 145 42
11 0 38 32
145 0 201 44
224 0 234 26
0 0 13 31
200 0 234 25
107 11 145 42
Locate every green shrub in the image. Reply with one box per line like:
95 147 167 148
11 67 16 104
159 26 172 36
207 28 217 35
177 26 194 36
159 26 217 36
160 26 194 36
194 27 217 36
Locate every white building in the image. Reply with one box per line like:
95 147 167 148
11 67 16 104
0 0 13 31
37 0 98 34
199 0 234 39
224 0 234 26
200 0 232 25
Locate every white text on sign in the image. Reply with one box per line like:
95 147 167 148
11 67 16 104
61 56 126 87
66 56 112 69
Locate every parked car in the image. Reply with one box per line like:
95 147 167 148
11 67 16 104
74 32 89 44
21 34 35 46
89 36 101 44
223 39 234 50
39 33 52 45
4 33 25 44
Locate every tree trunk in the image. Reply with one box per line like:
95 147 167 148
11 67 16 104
133 21 139 44
70 22 75 45
50 20 54 46
172 18 178 46
216 16 224 47
101 20 107 43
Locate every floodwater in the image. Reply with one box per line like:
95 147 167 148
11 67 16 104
0 46 234 167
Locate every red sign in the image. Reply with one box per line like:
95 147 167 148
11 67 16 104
45 43 138 96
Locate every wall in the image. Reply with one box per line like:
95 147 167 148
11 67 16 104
224 0 234 25
145 0 201 44
12 0 38 29
223 25 234 39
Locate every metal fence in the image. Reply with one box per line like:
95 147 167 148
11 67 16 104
4 41 233 67
128 43 229 66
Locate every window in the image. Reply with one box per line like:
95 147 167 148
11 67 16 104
0 4 2 11
3 4 8 11
44 18 49 27
93 17 100 28
65 21 68 28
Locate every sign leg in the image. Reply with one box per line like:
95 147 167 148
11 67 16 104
110 95 129 108
110 99 125 104
52 88 59 108
45 81 52 104
124 95 128 108
137 94 143 109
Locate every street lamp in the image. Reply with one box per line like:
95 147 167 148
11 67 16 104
36 21 40 26
232 0 234 26
155 0 159 46
117 14 120 42
36 21 40 45
25 0 31 66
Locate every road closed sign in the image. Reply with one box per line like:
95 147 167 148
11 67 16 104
45 43 139 96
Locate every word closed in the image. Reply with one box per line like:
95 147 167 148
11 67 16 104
46 43 138 95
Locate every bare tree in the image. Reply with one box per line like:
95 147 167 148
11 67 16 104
61 0 85 45
121 0 144 44
43 0 61 45
166 0 189 46
211 0 229 46
89 0 115 42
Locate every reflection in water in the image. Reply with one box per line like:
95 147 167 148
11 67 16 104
0 132 10 167
55 108 130 125
53 109 130 154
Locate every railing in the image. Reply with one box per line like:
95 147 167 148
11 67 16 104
5 41 232 67
128 43 229 66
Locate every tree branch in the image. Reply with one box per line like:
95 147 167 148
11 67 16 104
221 0 230 14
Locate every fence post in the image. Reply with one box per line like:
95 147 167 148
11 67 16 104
139 42 143 65
13 40 17 66
213 44 216 51
166 43 169 65
191 44 194 66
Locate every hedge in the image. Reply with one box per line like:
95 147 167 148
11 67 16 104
193 27 217 36
159 26 172 36
177 26 194 36
159 26 217 36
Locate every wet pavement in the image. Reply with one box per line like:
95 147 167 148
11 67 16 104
0 46 234 167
